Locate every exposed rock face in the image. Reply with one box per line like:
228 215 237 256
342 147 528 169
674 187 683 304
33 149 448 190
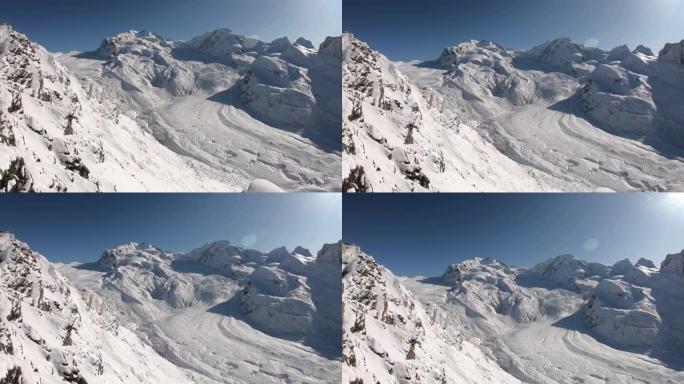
659 40 684 65
0 157 33 192
661 250 684 274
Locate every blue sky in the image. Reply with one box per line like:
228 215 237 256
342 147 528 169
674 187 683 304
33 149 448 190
344 194 684 277
344 0 684 60
0 194 341 263
1 0 341 52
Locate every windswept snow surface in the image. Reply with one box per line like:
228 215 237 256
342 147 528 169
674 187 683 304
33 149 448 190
400 253 684 383
0 232 342 383
343 33 684 192
1 24 341 191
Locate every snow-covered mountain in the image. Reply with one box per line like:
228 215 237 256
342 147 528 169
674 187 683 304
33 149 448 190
342 244 520 383
343 33 684 192
1 232 342 383
1 24 341 192
344 244 684 383
0 231 194 383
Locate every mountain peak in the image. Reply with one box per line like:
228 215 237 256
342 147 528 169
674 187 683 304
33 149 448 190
96 242 167 270
658 40 684 65
661 249 684 274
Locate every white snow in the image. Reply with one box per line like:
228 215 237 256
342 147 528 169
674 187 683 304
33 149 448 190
1 24 341 192
343 33 684 191
0 232 341 383
393 249 683 384
342 244 521 384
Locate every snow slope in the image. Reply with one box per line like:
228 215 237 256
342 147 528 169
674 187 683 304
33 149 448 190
342 244 521 383
343 33 684 191
0 232 341 383
0 231 195 383
56 240 343 384
342 33 556 192
56 28 341 191
0 24 226 192
1 24 340 192
399 253 684 383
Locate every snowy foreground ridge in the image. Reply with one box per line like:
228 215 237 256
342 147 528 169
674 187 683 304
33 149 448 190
0 24 341 192
342 244 684 384
342 33 684 192
0 231 342 383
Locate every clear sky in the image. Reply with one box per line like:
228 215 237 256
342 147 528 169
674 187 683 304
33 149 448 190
344 193 684 277
0 193 341 263
1 0 341 52
344 0 684 60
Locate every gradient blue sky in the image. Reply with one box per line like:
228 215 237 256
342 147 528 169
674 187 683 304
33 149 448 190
344 0 684 60
344 194 684 277
0 194 341 263
1 0 341 52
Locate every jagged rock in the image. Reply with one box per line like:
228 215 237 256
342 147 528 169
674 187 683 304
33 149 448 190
636 257 656 268
633 45 654 56
294 37 315 49
0 158 34 192
343 166 370 192
661 250 684 274
658 40 684 65
0 366 22 384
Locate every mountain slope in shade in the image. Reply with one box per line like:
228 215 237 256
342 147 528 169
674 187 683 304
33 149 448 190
0 231 194 383
342 244 520 383
343 33 684 192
